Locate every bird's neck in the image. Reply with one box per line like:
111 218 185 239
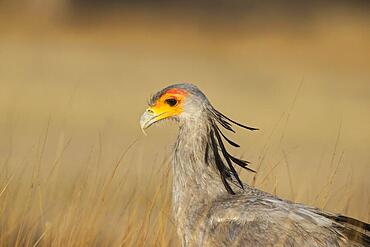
172 117 226 219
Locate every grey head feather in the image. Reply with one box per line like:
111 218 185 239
149 83 207 106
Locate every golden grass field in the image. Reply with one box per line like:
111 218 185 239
0 3 370 246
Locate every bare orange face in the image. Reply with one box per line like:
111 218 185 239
140 88 188 133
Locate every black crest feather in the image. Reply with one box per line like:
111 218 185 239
212 109 259 132
210 129 234 194
208 107 257 194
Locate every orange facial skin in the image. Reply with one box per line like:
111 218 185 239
147 88 188 122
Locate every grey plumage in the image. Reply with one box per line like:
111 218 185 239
141 83 370 247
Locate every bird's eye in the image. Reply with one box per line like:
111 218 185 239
165 98 178 107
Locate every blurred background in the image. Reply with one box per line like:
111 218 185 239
0 0 369 246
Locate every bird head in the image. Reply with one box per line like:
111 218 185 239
140 83 208 133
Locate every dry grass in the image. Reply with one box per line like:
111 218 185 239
0 136 177 246
0 116 368 246
0 6 370 246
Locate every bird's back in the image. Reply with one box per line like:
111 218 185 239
190 189 369 247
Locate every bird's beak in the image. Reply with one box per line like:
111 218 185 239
140 109 155 135
140 103 181 135
140 107 169 135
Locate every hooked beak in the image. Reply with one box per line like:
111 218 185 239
140 108 168 135
140 109 155 135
